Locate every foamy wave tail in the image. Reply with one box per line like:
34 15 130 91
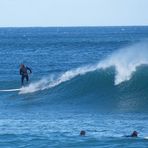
19 65 98 94
19 41 148 94
19 78 51 94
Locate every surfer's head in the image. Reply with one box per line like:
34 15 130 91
131 131 138 137
80 130 86 136
20 64 25 68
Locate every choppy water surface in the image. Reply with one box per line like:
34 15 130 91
0 27 148 147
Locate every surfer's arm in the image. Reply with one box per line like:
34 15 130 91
26 67 32 74
20 69 23 75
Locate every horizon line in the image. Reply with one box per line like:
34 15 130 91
0 25 148 28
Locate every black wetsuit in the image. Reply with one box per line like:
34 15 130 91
20 66 32 85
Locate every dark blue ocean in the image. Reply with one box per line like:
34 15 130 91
0 27 148 147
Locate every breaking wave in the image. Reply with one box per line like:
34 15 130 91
20 42 148 94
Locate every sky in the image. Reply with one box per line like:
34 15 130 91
0 0 148 27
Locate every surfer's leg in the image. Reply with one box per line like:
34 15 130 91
26 75 29 82
21 76 24 85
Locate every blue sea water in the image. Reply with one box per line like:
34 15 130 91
0 27 148 147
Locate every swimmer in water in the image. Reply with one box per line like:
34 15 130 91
80 130 86 136
124 131 138 138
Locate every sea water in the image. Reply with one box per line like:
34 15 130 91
0 27 148 147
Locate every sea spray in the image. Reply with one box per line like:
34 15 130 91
98 41 148 84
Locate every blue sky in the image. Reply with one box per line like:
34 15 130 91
0 0 148 27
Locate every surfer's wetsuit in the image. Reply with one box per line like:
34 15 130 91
20 65 32 85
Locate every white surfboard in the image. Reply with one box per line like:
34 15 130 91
0 88 21 92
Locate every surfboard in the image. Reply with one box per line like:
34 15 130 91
0 88 21 92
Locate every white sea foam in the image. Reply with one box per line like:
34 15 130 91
98 41 148 84
19 41 148 94
19 65 97 94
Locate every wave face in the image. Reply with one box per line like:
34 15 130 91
20 42 148 93
17 42 148 112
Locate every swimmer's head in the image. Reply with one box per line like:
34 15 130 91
131 131 138 137
80 130 86 136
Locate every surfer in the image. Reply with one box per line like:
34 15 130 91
20 64 32 85
124 131 138 138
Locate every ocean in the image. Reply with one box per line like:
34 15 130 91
0 27 148 147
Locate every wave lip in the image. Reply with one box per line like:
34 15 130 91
98 41 148 84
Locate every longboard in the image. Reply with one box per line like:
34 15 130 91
0 88 21 92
